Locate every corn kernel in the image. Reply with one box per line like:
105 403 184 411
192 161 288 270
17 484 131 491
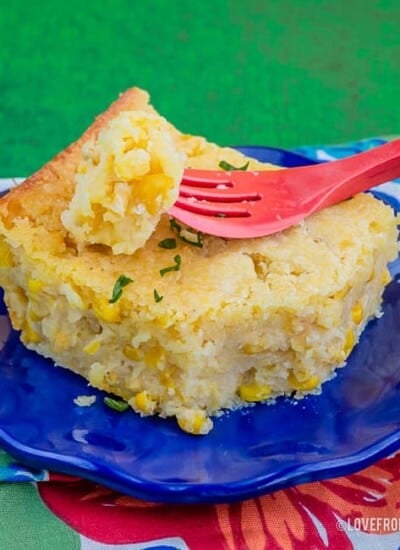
288 371 320 391
136 174 171 215
122 136 136 153
368 267 376 282
144 346 165 369
84 340 100 355
382 268 391 285
92 298 120 323
176 410 212 435
0 237 13 267
160 370 175 390
131 391 157 415
242 343 266 355
24 324 41 344
88 362 106 387
27 279 45 294
344 328 355 355
104 370 119 385
28 307 42 322
252 305 263 318
77 163 88 174
333 286 349 300
332 349 346 363
239 383 271 402
27 279 44 294
155 314 170 328
350 302 363 325
123 344 143 361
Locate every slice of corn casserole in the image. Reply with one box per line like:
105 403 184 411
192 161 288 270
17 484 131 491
0 87 398 435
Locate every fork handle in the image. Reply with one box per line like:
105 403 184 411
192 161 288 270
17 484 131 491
291 138 400 206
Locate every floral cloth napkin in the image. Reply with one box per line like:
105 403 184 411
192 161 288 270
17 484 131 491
0 139 400 550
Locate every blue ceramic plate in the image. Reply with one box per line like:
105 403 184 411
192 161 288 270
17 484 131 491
0 147 399 504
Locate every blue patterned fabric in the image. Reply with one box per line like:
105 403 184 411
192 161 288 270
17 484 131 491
0 449 48 482
294 138 400 211
294 137 391 161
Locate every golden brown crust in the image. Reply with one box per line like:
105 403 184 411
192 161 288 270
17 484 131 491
0 88 153 220
32 87 152 184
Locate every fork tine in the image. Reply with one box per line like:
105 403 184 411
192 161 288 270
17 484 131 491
181 169 231 188
174 197 251 218
179 184 262 203
169 203 308 239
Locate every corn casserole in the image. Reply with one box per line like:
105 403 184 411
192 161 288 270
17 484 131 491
0 88 397 434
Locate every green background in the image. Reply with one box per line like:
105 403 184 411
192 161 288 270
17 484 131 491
1 0 399 176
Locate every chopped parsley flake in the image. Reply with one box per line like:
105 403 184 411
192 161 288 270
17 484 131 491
158 237 177 249
180 228 203 248
169 218 182 232
104 396 129 412
169 217 203 248
154 289 163 302
109 275 133 303
219 160 249 171
160 254 182 276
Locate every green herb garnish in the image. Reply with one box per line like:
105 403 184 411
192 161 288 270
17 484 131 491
219 160 249 171
158 238 177 249
169 218 182 232
169 217 203 248
180 229 203 248
160 254 182 276
154 289 163 302
104 396 129 412
109 275 133 303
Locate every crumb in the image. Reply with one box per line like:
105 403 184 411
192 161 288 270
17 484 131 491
73 395 97 407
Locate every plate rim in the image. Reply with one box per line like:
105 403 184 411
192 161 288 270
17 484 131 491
1 423 400 503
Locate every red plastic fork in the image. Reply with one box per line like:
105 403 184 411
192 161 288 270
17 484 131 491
168 139 400 238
